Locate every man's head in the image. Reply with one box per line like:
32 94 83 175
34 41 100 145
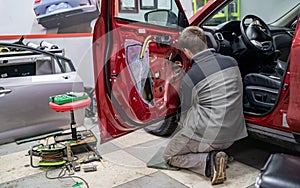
178 26 207 59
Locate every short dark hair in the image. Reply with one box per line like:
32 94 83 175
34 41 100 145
178 26 207 54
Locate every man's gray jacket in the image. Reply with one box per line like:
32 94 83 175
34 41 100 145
179 49 248 144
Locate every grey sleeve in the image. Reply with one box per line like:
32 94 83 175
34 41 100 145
180 76 194 114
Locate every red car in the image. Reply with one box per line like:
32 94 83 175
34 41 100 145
93 0 300 147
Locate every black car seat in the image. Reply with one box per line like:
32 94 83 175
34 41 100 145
243 73 281 112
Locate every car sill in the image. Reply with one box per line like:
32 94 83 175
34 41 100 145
247 123 297 144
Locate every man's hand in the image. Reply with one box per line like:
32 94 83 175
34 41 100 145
174 61 183 67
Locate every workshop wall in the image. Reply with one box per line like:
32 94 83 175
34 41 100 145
0 0 98 88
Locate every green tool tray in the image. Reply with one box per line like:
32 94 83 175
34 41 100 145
49 92 88 105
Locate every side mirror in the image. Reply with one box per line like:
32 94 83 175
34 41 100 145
144 10 178 27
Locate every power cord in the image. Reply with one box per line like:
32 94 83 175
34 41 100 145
45 166 90 188
44 143 90 188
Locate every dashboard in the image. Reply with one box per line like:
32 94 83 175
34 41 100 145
204 21 244 56
204 19 294 62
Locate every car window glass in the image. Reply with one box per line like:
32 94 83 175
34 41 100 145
206 0 240 26
57 58 74 73
117 0 180 28
182 0 300 26
35 56 55 75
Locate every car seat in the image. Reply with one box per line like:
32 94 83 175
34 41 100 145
243 73 281 112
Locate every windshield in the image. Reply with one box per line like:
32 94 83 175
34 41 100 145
181 0 300 25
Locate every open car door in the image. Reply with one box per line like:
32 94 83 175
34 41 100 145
93 0 193 143
287 11 300 143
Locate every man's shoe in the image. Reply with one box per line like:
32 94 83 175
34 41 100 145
210 151 228 185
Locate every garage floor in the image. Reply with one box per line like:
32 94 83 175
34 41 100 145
0 118 286 188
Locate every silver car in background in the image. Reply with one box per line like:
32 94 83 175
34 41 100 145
34 0 99 29
0 42 84 144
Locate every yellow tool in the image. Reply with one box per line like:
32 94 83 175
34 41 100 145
140 35 152 59
77 152 106 168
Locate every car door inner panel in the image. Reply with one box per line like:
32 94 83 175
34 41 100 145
109 23 185 126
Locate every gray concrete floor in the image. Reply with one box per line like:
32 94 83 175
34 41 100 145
0 117 297 188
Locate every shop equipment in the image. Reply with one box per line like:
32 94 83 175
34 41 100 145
49 92 91 141
30 143 66 168
49 92 101 158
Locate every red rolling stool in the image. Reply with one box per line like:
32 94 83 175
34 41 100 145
49 94 91 141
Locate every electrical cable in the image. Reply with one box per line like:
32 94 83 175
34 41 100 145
45 166 90 188
30 127 97 186
41 151 64 162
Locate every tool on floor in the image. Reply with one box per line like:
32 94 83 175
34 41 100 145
76 149 105 168
72 182 84 188
65 143 75 175
82 164 97 172
16 130 64 144
77 152 100 164
93 149 106 168
72 161 81 172
30 143 66 168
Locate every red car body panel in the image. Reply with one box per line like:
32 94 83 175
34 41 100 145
93 0 300 144
93 0 188 143
93 0 112 142
287 17 300 134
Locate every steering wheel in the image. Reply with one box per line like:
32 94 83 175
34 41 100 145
240 15 273 53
